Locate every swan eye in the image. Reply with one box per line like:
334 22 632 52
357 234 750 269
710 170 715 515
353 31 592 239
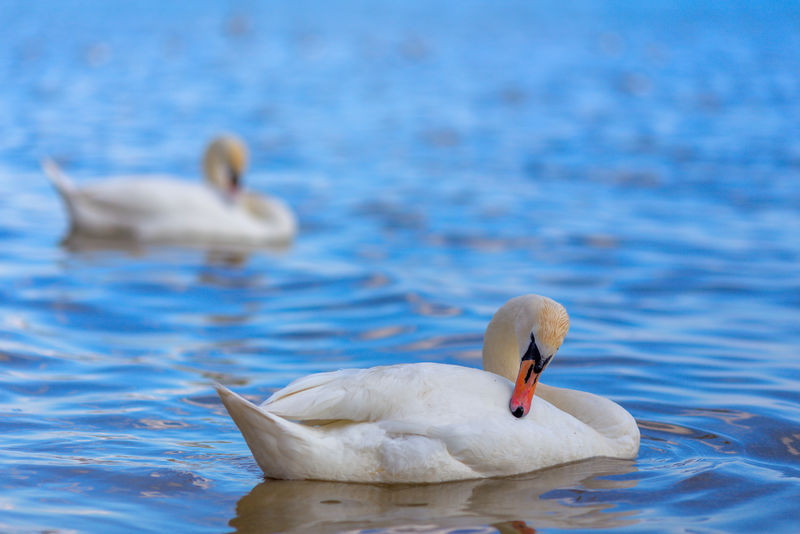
521 333 551 374
229 167 241 190
520 334 539 362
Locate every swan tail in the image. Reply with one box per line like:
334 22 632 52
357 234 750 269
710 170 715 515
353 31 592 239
42 158 75 196
215 383 320 479
42 158 82 229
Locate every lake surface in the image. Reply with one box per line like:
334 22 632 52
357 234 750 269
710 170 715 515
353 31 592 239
1 1 800 532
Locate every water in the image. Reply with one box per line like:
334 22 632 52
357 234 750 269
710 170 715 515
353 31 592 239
1 1 800 532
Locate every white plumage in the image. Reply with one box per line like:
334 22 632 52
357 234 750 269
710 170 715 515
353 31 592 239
43 136 296 246
216 295 639 483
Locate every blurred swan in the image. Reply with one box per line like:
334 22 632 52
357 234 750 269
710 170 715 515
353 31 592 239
44 136 297 246
230 457 638 533
216 294 639 483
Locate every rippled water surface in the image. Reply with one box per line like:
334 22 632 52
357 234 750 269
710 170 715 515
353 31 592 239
2 1 800 532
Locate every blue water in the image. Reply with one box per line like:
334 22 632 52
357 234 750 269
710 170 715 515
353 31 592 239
2 1 800 532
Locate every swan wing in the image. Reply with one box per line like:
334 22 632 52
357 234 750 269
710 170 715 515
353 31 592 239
78 177 217 215
262 363 508 424
216 374 500 482
49 176 269 242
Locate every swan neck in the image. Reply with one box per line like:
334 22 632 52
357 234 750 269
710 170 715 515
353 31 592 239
203 147 225 190
482 304 522 382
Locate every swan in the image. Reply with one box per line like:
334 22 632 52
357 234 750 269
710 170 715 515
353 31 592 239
215 295 639 483
43 135 297 246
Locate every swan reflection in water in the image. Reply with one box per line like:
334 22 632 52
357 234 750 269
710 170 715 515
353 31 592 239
230 457 639 533
60 231 290 263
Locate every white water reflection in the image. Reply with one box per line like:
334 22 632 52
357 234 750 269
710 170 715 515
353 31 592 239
230 458 639 533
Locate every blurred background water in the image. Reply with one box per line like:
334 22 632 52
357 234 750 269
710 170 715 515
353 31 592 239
1 0 800 532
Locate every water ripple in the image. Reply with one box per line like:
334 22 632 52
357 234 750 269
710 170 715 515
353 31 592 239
2 1 800 532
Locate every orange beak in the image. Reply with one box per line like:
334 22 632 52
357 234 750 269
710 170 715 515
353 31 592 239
509 359 541 418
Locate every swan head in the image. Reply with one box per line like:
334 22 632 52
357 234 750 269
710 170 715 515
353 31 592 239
203 135 249 195
482 294 570 419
